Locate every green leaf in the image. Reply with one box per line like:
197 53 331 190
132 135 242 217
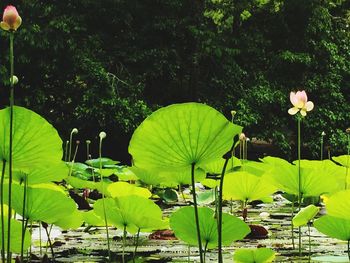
161 188 178 203
85 157 120 168
170 206 250 249
314 215 350 241
159 167 206 186
0 106 63 171
332 155 350 168
233 247 276 263
200 156 241 174
292 205 319 227
326 190 350 220
94 195 167 234
107 182 152 198
0 217 31 253
53 210 84 230
129 103 242 171
223 171 276 202
197 189 216 205
66 176 98 189
129 167 166 186
3 182 76 224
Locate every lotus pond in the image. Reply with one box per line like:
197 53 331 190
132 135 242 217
1 5 350 263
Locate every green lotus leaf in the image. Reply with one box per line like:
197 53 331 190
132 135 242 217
69 162 94 180
201 178 219 188
3 183 76 224
237 160 270 177
115 167 138 181
86 157 120 168
292 204 319 227
66 176 98 189
200 156 241 175
159 167 206 186
332 155 350 168
161 188 178 203
129 167 166 186
54 210 84 230
0 106 63 171
314 215 350 241
129 103 242 171
13 161 68 185
262 156 339 197
223 171 276 202
94 195 167 234
0 217 31 253
233 247 276 263
326 190 350 220
107 182 152 198
170 206 250 249
197 189 216 205
82 210 105 226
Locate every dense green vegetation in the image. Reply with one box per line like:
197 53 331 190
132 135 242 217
0 0 349 161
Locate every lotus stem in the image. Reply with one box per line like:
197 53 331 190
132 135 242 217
297 117 302 257
191 163 204 263
7 31 15 263
43 223 55 260
68 141 80 177
347 240 349 261
203 240 209 263
20 175 28 262
122 225 127 263
345 132 349 190
99 132 111 262
308 223 311 261
218 156 231 263
64 140 69 162
291 200 295 249
86 140 91 160
320 134 324 161
1 160 6 263
133 228 141 262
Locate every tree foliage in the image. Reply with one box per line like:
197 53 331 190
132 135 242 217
0 0 348 161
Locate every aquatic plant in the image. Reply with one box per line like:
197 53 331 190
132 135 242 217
233 247 276 263
129 102 242 262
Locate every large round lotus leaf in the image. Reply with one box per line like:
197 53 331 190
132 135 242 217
314 215 350 241
94 195 166 234
107 182 152 198
292 204 319 227
0 106 63 171
82 210 105 226
237 160 269 177
223 171 276 202
170 206 250 249
332 155 350 168
115 167 138 181
200 156 241 175
262 156 339 197
53 210 84 230
326 190 350 219
0 218 31 253
3 183 76 224
13 162 68 185
129 103 242 171
160 167 206 186
66 176 98 189
129 167 167 185
233 247 276 263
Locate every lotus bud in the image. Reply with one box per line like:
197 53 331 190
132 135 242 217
346 128 350 134
10 75 18 85
239 133 246 141
321 131 326 136
76 140 80 145
86 140 91 145
0 6 22 31
71 128 78 134
231 110 236 117
99 131 106 139
246 138 250 142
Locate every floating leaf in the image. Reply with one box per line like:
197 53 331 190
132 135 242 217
314 215 350 241
223 171 276 202
233 247 276 263
170 206 250 249
326 190 350 220
292 205 319 227
0 106 63 171
85 157 120 168
107 182 152 199
115 167 138 181
129 103 242 171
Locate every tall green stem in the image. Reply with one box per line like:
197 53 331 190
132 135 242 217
122 225 127 263
7 31 15 263
218 157 230 263
320 135 324 161
345 133 349 190
99 134 111 262
133 228 140 262
21 175 28 262
1 160 6 262
297 117 302 256
291 201 295 249
308 223 311 262
347 240 349 261
191 163 203 263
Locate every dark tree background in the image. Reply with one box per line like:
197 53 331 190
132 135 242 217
0 0 349 163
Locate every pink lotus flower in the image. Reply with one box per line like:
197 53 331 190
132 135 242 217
288 90 314 117
0 5 22 31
